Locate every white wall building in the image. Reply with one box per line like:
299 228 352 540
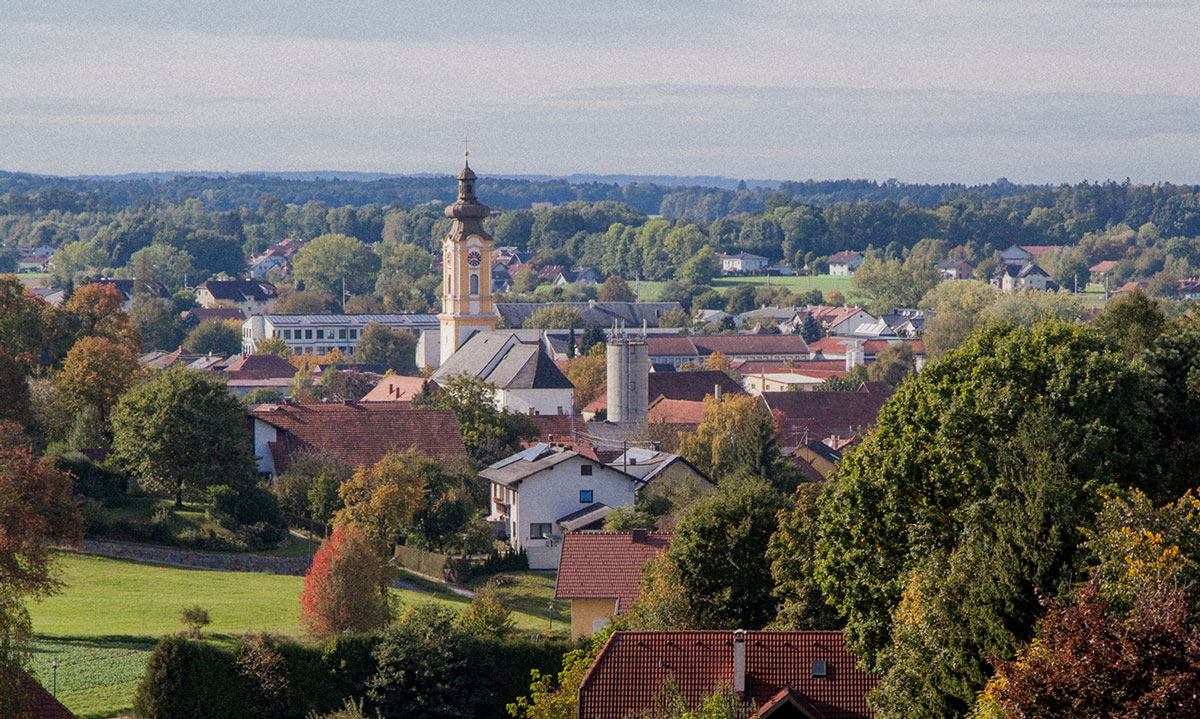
482 444 638 569
718 252 769 274
241 313 439 365
433 330 575 416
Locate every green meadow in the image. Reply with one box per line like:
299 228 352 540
28 551 562 718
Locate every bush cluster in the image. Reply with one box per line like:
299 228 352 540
132 628 567 719
474 548 529 577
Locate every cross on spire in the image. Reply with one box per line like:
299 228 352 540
462 136 470 160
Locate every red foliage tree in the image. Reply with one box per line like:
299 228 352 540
298 524 390 637
981 580 1200 719
0 421 84 715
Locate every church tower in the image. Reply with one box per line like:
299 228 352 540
438 153 496 366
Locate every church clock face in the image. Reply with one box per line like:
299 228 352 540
467 249 482 268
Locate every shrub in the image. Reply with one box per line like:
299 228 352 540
55 451 126 499
180 605 211 639
133 635 243 719
475 548 529 577
211 483 284 527
458 586 515 639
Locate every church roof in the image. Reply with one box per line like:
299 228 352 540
433 331 574 390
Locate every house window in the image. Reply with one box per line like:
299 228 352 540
283 329 292 339
339 329 346 339
530 523 552 539
579 490 593 503
316 329 324 340
349 329 358 339
580 464 593 476
305 329 313 340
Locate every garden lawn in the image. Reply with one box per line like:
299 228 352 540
27 552 564 717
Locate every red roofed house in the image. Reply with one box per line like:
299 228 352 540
360 375 439 402
582 369 745 419
248 403 467 477
579 630 877 719
554 530 672 638
828 251 865 276
762 389 892 448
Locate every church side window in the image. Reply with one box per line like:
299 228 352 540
469 273 479 295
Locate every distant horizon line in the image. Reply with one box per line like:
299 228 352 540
3 168 1137 189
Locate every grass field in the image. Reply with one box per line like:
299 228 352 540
28 552 564 717
638 274 859 302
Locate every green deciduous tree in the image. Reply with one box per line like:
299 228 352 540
292 233 381 298
416 374 538 465
677 394 797 489
129 294 185 351
1093 288 1166 358
769 483 840 630
814 321 1166 719
354 322 417 375
368 605 482 719
49 240 105 286
667 479 785 629
183 319 243 357
111 367 257 506
523 306 584 330
866 342 916 388
852 257 942 314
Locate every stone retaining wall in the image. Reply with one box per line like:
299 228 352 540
72 539 313 576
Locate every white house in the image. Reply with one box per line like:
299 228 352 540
991 263 1054 293
718 252 769 274
828 251 864 276
241 313 440 367
482 444 638 569
433 330 575 416
196 279 277 315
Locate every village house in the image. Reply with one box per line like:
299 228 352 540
247 402 467 477
1000 244 1065 266
433 330 575 416
578 630 878 719
196 279 278 315
935 259 974 280
718 252 770 274
361 374 439 402
990 263 1054 292
247 238 305 278
554 530 673 638
827 250 864 276
481 443 639 569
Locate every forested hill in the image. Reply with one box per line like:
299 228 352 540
0 170 1063 219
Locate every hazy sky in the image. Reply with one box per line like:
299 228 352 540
4 1 1200 183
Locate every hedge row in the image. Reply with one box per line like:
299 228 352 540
132 631 568 719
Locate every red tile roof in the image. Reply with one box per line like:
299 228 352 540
1089 260 1118 273
579 630 877 719
645 336 701 357
526 413 587 448
249 403 467 470
692 335 810 357
360 375 438 402
554 531 672 611
734 360 846 375
222 353 298 380
1019 244 1065 256
584 371 746 414
762 391 891 439
648 397 707 426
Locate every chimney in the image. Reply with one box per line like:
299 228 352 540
714 384 721 400
631 528 647 543
733 629 746 696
